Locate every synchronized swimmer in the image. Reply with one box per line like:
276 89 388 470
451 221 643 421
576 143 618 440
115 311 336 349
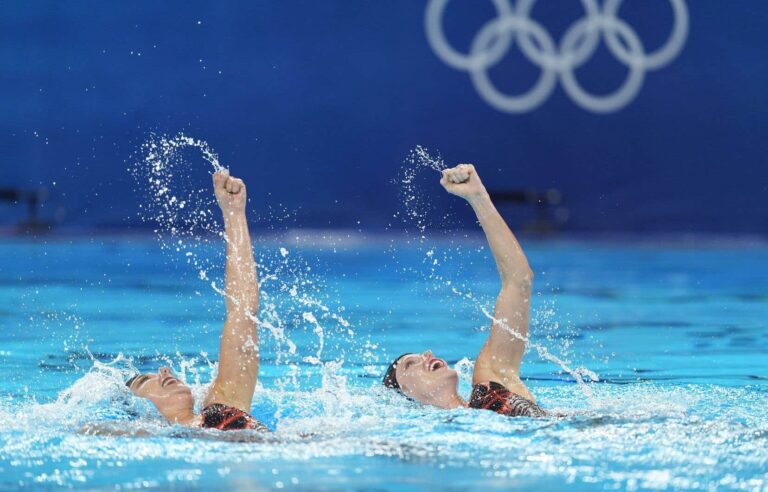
122 170 269 432
382 164 545 418
92 163 544 434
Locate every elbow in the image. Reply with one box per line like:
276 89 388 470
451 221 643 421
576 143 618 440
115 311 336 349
247 294 259 314
240 291 260 316
243 298 259 319
502 268 534 293
231 297 259 323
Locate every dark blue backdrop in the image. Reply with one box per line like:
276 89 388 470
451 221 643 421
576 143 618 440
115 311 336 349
1 1 766 233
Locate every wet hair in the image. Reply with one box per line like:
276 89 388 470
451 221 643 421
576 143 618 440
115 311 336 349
382 353 410 391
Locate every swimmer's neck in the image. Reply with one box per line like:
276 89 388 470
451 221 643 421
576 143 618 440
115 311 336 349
433 392 468 410
166 409 199 427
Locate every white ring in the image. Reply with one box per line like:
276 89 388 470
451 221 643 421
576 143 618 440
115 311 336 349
603 0 689 70
425 0 514 71
559 15 646 113
424 0 689 113
468 15 558 113
515 0 602 70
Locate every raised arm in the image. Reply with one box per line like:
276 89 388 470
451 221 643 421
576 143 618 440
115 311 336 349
203 170 260 413
440 164 535 401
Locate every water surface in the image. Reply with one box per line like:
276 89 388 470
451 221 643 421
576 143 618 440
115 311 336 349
0 236 765 490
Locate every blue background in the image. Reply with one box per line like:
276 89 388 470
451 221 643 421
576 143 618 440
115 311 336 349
1 1 766 233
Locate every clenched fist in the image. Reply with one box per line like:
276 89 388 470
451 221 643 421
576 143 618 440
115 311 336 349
213 169 247 215
440 164 487 201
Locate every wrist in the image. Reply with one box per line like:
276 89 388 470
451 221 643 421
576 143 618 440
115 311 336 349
466 190 491 206
468 192 495 221
222 209 247 225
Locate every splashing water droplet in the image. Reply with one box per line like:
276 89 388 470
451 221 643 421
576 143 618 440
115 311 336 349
130 132 358 414
394 145 599 401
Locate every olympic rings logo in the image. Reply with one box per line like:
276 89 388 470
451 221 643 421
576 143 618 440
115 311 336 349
425 0 689 113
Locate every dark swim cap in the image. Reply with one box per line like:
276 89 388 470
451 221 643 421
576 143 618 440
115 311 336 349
382 353 410 391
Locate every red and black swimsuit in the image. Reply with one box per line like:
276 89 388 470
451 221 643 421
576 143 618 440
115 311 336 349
201 403 269 431
468 381 546 418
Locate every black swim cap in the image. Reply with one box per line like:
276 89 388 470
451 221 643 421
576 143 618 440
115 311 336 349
382 353 410 391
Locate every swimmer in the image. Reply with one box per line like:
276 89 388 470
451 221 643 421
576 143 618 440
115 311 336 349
92 170 267 433
383 164 546 418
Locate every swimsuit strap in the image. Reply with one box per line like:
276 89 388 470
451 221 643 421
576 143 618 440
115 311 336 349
201 403 269 431
469 381 547 418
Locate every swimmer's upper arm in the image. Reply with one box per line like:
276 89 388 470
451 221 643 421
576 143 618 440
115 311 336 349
473 282 533 400
205 317 259 412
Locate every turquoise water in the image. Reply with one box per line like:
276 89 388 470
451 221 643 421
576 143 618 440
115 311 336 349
0 236 766 490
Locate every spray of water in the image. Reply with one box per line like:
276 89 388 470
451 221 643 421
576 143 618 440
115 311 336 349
16 137 591 437
396 146 599 400
129 132 357 426
397 145 447 235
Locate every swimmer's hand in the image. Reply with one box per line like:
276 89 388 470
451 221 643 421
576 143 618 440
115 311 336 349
440 164 487 201
213 169 247 215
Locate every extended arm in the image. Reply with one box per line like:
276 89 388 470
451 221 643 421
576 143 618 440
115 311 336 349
203 170 260 412
440 164 535 401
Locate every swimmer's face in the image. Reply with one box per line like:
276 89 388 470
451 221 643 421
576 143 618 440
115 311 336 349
128 367 195 423
394 350 459 407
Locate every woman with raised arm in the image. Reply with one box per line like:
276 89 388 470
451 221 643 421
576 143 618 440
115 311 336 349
123 170 268 431
382 164 546 418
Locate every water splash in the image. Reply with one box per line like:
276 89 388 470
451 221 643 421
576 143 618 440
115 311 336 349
130 133 356 405
411 145 446 173
394 145 599 400
1 234 765 490
130 133 225 282
396 146 447 235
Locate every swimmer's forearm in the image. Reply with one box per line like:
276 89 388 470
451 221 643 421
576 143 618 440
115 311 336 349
223 211 259 320
468 193 533 289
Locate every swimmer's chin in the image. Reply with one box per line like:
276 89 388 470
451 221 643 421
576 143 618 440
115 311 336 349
439 367 460 385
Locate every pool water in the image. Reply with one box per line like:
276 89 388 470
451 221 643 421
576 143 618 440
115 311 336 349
0 235 766 490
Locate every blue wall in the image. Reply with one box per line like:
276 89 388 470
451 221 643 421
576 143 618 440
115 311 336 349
1 1 767 233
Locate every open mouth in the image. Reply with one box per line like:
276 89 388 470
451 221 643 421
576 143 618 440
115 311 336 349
429 358 446 371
